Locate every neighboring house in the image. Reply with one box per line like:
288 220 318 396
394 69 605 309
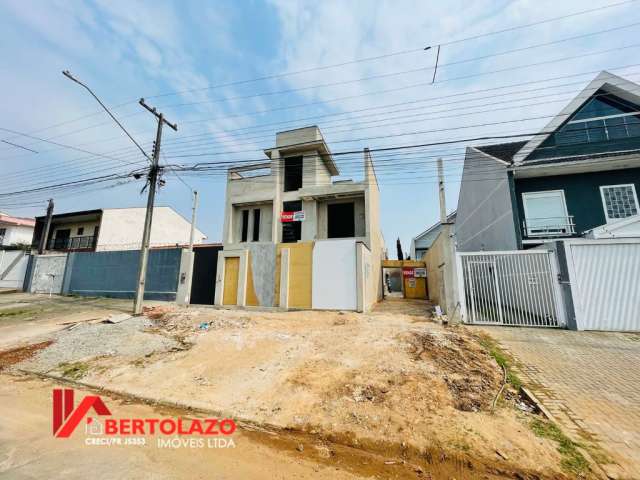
0 212 35 247
456 71 640 251
410 211 456 260
31 206 206 252
216 126 385 311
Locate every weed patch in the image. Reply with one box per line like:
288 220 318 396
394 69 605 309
58 361 89 380
530 419 590 475
478 335 522 390
0 307 40 320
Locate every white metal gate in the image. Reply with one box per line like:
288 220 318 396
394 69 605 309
458 251 563 327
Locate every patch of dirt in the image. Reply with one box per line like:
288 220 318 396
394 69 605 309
0 341 53 371
142 305 175 319
8 300 579 478
405 330 501 412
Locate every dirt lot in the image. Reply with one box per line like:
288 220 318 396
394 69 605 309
0 294 596 479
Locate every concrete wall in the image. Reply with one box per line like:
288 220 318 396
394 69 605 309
455 148 518 251
364 149 385 303
29 254 67 294
0 225 34 246
223 171 275 245
97 207 205 250
0 250 29 289
231 203 273 243
356 242 376 312
245 243 277 307
424 224 459 315
316 196 366 239
63 248 181 300
312 239 357 310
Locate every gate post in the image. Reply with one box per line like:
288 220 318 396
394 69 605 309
455 253 468 323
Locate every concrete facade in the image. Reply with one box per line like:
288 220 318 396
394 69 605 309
217 126 385 311
455 147 519 252
97 207 206 250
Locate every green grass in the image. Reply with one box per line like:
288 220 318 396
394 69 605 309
530 419 590 475
478 335 522 390
0 307 37 318
58 361 89 380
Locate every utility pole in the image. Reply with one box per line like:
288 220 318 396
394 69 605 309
38 199 54 254
183 190 199 304
133 99 178 315
437 158 447 224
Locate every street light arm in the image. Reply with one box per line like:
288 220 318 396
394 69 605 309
62 70 151 162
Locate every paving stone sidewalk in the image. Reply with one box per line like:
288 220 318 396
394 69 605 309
478 327 640 479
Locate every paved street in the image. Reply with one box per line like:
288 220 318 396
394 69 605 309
479 326 640 478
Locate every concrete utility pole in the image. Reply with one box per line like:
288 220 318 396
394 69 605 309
183 190 199 304
133 99 178 315
38 199 54 254
437 158 447 224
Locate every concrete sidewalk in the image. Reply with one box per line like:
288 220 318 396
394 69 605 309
478 326 640 478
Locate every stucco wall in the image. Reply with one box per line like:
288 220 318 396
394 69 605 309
97 207 205 250
0 250 29 289
455 148 518 252
29 254 67 294
0 225 34 246
312 239 357 310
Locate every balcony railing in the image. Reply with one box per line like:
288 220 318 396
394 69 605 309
47 235 97 251
522 216 576 238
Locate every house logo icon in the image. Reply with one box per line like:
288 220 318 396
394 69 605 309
53 389 111 438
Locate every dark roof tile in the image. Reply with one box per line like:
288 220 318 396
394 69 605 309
476 141 527 163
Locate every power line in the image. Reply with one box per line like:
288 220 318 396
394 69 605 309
0 0 634 147
151 20 640 111
62 70 151 162
146 0 638 100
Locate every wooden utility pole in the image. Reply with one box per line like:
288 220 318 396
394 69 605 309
437 158 447 224
183 190 199 304
133 99 177 315
38 199 54 254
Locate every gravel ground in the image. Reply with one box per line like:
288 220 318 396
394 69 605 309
17 316 179 373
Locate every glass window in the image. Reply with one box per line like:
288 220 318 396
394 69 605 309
600 184 639 223
546 92 640 148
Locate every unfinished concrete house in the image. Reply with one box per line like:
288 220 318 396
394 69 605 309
215 126 385 311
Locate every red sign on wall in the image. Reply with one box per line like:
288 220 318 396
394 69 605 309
280 211 305 222
402 267 415 278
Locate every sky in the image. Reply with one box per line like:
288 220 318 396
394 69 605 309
1 0 639 254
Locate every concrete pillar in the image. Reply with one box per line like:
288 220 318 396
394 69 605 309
175 248 193 305
356 242 365 312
